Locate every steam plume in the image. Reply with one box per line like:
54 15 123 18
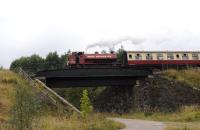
86 36 144 51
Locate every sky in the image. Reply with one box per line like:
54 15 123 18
0 0 200 68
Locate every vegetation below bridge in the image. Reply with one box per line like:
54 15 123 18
0 70 124 130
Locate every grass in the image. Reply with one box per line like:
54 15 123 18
115 106 200 122
0 70 19 122
164 69 200 89
33 114 125 130
0 70 124 130
108 105 200 130
0 114 124 130
165 122 200 130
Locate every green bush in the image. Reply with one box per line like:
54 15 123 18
10 84 41 130
80 89 93 115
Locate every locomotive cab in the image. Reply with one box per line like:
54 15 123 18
68 52 84 66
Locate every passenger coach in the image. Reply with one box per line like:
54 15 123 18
127 51 200 67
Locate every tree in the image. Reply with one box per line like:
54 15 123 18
10 57 30 71
60 53 68 68
80 89 93 115
10 52 68 73
27 54 45 72
44 52 62 70
10 55 44 74
116 46 125 63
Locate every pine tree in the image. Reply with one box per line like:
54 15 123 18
80 89 93 115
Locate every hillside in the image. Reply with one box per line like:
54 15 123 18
0 70 20 123
164 69 200 89
0 70 123 130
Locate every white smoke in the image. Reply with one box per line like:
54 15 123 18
86 36 144 51
86 31 200 52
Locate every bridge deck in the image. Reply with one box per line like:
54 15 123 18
36 68 152 87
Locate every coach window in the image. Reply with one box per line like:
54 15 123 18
135 53 142 60
167 53 174 60
146 53 153 60
176 54 180 59
129 54 132 59
157 53 164 60
182 53 189 60
192 53 199 60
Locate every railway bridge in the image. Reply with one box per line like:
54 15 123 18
36 67 152 88
36 67 152 113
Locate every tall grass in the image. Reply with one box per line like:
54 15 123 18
164 69 200 89
0 71 17 122
0 70 124 130
0 113 124 130
10 83 42 130
165 123 200 130
33 113 124 130
114 105 200 122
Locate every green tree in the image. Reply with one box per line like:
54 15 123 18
10 55 44 73
10 52 68 73
60 53 68 68
44 52 62 70
117 47 125 64
28 54 45 72
10 57 29 71
80 89 93 115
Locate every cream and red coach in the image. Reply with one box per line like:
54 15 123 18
127 51 200 67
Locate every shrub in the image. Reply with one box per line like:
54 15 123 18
10 84 41 130
80 89 93 115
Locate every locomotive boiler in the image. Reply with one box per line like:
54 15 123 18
67 51 120 67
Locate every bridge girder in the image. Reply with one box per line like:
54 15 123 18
36 68 152 88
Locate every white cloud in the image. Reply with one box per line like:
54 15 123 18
0 0 200 68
